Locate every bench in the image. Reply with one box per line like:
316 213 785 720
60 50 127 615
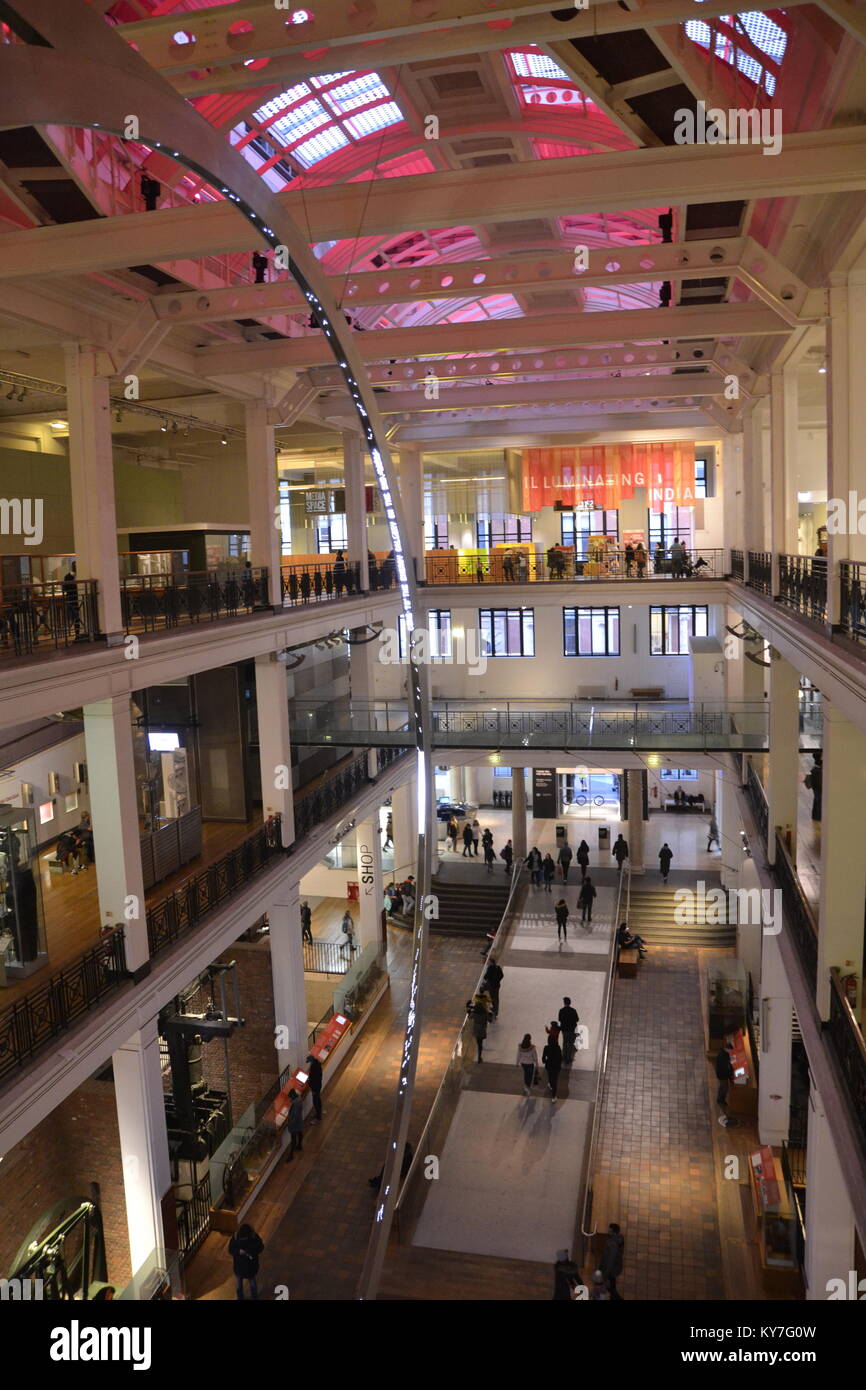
617 947 639 978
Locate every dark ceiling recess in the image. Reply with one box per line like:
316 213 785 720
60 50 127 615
0 126 59 166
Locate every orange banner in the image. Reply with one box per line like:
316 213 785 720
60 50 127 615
522 442 696 513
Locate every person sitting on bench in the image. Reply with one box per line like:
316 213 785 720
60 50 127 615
617 921 647 958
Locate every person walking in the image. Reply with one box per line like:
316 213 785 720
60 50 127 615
558 996 579 1064
462 820 475 857
228 1223 264 1300
542 852 556 892
305 1053 323 1123
600 1223 625 1298
526 846 542 887
301 901 313 944
468 991 491 1062
383 812 393 849
284 1088 304 1162
557 840 573 883
578 873 597 924
447 816 459 853
500 839 513 874
554 898 569 942
516 1033 539 1096
483 837 496 873
707 812 720 852
576 839 590 881
659 842 673 882
715 1040 735 1117
483 957 503 1020
340 909 356 956
471 818 481 856
542 1030 563 1103
612 833 629 872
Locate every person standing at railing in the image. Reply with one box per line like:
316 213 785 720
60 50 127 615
670 536 687 578
635 542 647 578
63 564 81 639
653 540 667 575
516 1034 539 1096
301 901 313 944
334 550 346 596
305 1053 323 1125
624 541 635 577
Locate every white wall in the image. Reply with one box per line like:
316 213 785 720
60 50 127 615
0 732 90 848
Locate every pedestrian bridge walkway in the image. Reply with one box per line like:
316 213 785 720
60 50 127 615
291 698 822 754
392 876 618 1268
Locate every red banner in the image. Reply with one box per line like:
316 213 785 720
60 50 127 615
521 442 697 513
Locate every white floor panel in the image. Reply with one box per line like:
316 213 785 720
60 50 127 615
413 1090 592 1262
484 964 606 1071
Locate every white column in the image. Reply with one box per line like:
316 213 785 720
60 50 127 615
817 704 866 1018
769 366 799 592
343 430 368 587
355 819 384 949
268 879 308 1073
804 1080 856 1300
245 402 281 607
626 769 645 873
390 778 417 882
718 765 741 892
113 1019 172 1276
349 624 379 779
826 266 866 627
463 764 479 806
64 345 123 641
255 653 294 846
511 766 527 860
398 444 425 584
83 696 148 974
766 651 800 866
721 432 744 563
757 929 792 1147
742 403 767 577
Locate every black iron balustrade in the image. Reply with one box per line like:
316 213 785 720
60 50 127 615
731 549 744 581
746 551 772 595
376 744 411 773
293 753 373 839
303 939 349 975
431 704 728 743
146 815 283 958
0 578 99 658
778 554 827 625
281 559 362 606
840 560 866 645
773 832 818 992
121 568 268 634
176 1172 213 1264
0 928 127 1083
424 547 725 586
825 968 866 1166
745 762 769 849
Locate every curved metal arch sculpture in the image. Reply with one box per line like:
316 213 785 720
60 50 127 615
0 0 433 1300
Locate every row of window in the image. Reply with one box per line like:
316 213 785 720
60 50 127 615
402 605 709 658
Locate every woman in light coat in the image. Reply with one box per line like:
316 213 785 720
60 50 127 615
516 1033 539 1096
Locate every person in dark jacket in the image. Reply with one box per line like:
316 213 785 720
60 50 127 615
557 841 573 882
612 834 629 871
526 846 542 887
447 817 459 853
369 1141 413 1191
659 842 673 882
300 900 313 944
542 852 556 891
554 898 569 942
462 821 474 857
483 838 496 873
305 1052 323 1123
617 921 647 957
576 839 590 881
715 1040 735 1112
552 1248 580 1300
542 1032 563 1102
228 1223 264 1300
578 874 596 924
468 992 491 1061
284 1088 304 1162
600 1223 624 1298
500 839 513 873
483 957 503 1020
558 996 579 1064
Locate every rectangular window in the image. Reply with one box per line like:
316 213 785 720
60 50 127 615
477 513 533 548
397 610 452 659
479 607 535 657
650 604 708 655
561 509 619 558
694 458 707 499
493 764 512 777
316 514 348 553
425 515 449 549
563 606 620 656
659 768 699 780
278 479 292 556
648 506 693 551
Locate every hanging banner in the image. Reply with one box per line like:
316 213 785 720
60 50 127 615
521 442 696 513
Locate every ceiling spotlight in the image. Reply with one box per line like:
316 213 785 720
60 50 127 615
16 388 26 402
5 387 15 400
221 435 228 445
160 421 168 432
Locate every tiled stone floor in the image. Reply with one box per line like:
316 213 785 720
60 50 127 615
592 945 726 1300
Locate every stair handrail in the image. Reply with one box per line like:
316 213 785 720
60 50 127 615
579 860 631 1244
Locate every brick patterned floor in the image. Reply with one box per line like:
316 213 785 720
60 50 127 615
592 946 725 1301
186 926 483 1301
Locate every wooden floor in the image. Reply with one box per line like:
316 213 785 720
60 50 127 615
2 817 258 1007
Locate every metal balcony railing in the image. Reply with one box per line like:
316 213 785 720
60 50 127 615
280 559 362 605
777 554 827 626
773 832 818 993
0 928 127 1083
840 561 866 646
0 579 100 658
120 569 268 634
303 939 350 975
825 968 866 1167
745 762 769 850
746 551 772 595
730 549 744 582
424 547 725 586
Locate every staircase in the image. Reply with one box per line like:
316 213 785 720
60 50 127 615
628 885 737 948
429 875 512 939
